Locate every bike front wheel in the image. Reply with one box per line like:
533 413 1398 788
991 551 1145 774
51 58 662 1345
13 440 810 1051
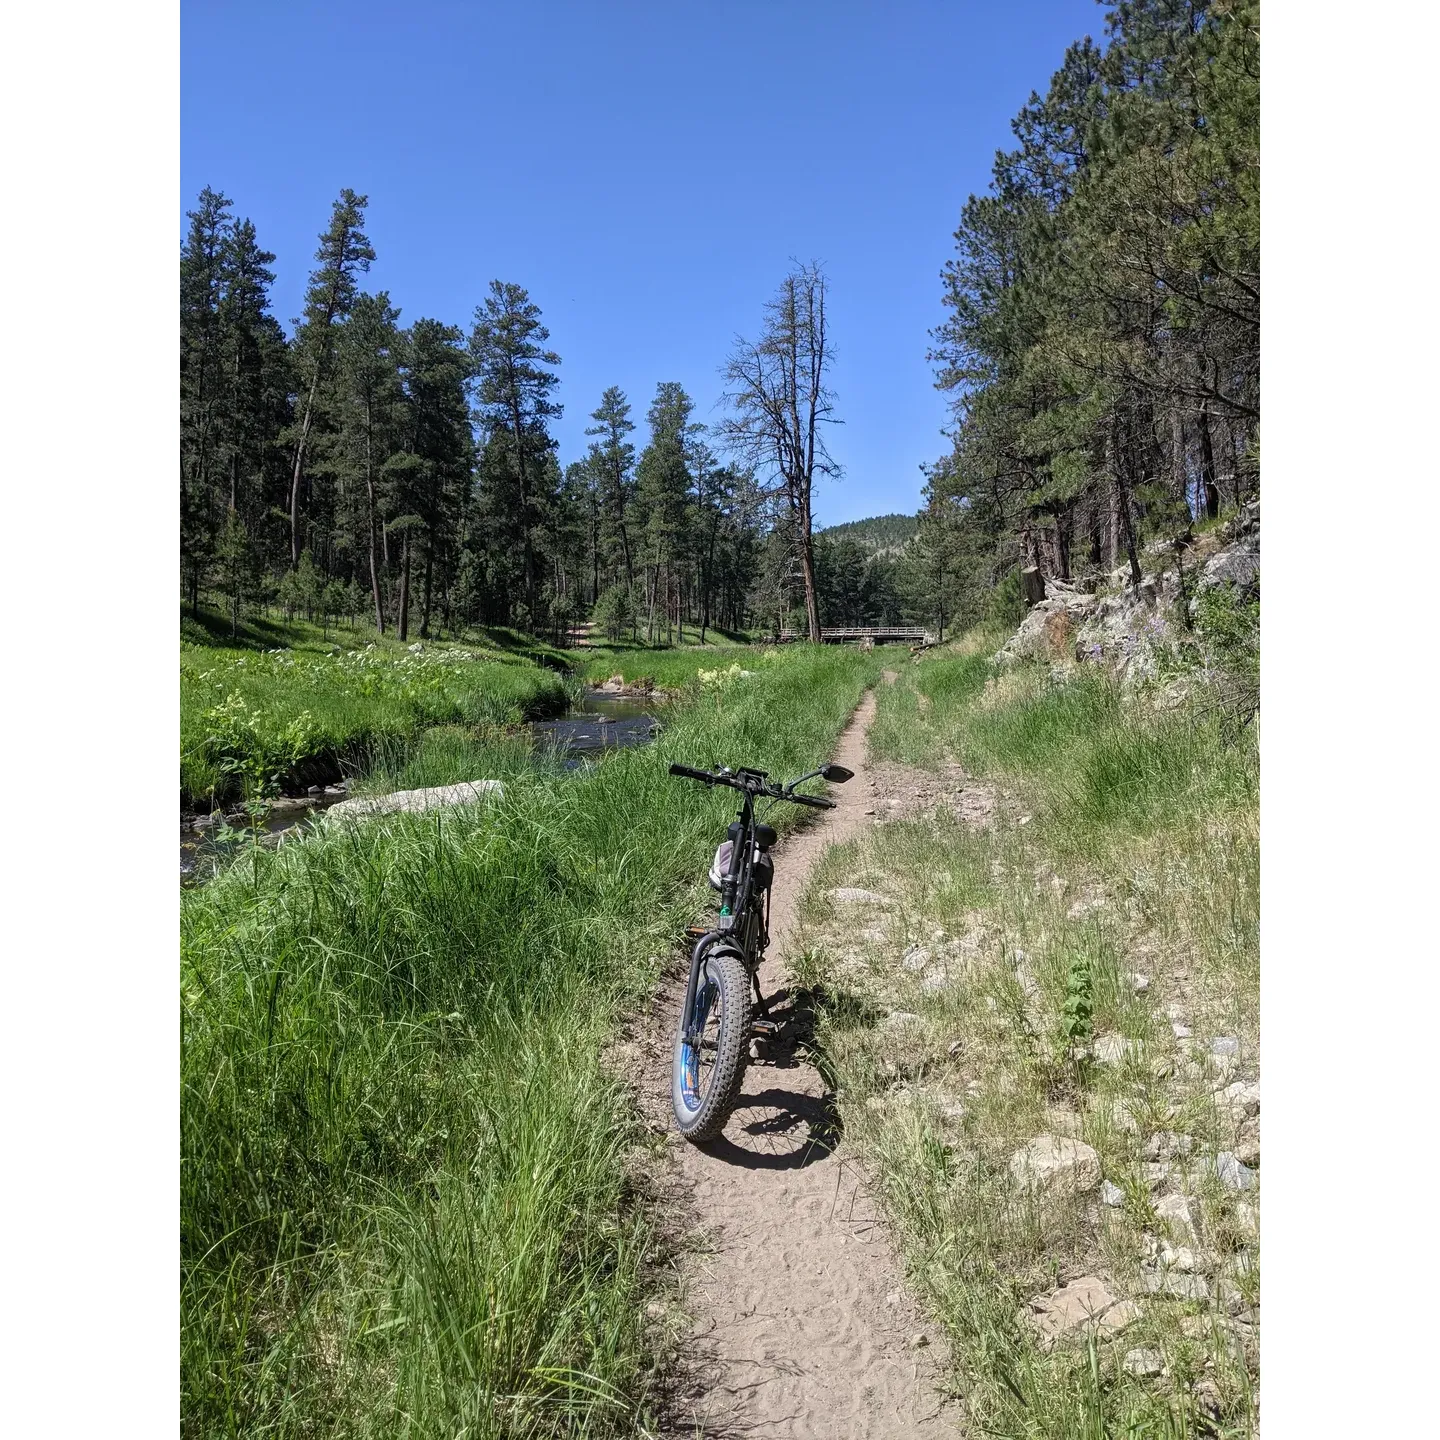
672 947 751 1142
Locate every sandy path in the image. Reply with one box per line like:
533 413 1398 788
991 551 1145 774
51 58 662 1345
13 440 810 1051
638 682 961 1438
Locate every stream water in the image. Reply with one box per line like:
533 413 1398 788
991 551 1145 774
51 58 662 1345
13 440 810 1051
181 691 658 883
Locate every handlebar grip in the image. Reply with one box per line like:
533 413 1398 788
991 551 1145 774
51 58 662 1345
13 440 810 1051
669 763 715 783
789 791 835 810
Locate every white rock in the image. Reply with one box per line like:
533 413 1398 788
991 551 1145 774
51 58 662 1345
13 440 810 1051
829 887 893 907
1155 1192 1199 1243
1130 973 1151 993
884 1010 922 1029
1215 1080 1260 1119
1024 1276 1140 1350
1172 1022 1193 1039
1159 1242 1197 1272
329 780 504 818
1210 1036 1240 1056
1093 1033 1141 1065
902 945 930 972
1009 1135 1103 1197
1143 1131 1194 1161
1111 1098 1140 1133
1212 1151 1257 1191
1124 1347 1165 1377
1101 1180 1127 1208
1142 1271 1211 1301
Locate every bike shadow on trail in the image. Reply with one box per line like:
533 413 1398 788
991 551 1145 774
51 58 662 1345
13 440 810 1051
698 986 873 1172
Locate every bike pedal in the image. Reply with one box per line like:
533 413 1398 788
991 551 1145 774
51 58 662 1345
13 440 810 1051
684 924 709 938
750 1019 780 1037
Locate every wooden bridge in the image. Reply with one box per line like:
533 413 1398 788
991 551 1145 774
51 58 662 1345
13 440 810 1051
776 625 933 646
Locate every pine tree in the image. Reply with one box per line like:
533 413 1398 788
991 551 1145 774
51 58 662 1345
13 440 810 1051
468 282 562 626
329 291 403 633
180 187 234 612
286 189 375 569
399 318 473 638
584 385 636 592
636 382 694 643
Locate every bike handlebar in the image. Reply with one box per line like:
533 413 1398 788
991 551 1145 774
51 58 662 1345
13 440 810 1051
668 763 716 784
787 791 835 810
668 762 836 809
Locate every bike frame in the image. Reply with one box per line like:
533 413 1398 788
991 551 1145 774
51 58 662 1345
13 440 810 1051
679 777 766 1051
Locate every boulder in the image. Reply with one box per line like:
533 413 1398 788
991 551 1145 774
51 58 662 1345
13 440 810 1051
1009 1135 1103 1198
329 780 505 818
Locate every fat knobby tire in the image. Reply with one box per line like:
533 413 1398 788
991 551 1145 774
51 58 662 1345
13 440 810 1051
672 949 751 1143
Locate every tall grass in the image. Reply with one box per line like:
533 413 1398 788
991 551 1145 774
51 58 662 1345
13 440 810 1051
181 645 568 807
181 644 884 1438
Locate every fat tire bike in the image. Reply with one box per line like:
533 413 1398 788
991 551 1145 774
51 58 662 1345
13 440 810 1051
666 758 854 1142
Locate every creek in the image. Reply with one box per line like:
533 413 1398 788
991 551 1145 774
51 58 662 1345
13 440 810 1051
181 690 658 883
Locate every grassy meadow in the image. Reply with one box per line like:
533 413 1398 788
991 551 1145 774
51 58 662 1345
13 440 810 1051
181 636 570 808
577 644 770 690
181 643 893 1439
794 645 1260 1436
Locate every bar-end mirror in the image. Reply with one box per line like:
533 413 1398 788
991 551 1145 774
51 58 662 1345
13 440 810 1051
821 763 854 783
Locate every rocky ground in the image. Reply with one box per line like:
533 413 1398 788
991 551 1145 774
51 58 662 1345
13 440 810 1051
787 680 1259 1432
996 501 1260 689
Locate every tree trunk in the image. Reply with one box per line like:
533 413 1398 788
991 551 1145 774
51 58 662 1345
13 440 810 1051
1116 471 1143 587
420 540 434 639
1021 566 1046 607
288 371 320 568
364 403 385 634
1198 403 1221 520
1170 406 1190 518
398 532 411 641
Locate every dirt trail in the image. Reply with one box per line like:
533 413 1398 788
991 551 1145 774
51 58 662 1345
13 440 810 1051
638 681 961 1438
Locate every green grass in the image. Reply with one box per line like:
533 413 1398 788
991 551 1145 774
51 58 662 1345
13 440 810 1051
181 643 886 1438
182 601 576 669
578 642 911 691
181 642 570 808
791 642 1259 1437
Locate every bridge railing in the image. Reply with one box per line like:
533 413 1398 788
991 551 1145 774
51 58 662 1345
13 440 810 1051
775 626 933 645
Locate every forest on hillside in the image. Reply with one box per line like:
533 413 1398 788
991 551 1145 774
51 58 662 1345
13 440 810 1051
919 0 1258 612
180 0 1256 645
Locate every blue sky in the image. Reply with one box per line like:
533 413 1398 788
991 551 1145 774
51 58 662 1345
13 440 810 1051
182 1 1100 527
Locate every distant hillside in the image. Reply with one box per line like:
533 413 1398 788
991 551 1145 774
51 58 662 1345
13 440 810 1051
817 512 919 554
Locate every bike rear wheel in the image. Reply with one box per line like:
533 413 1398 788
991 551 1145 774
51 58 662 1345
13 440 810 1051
672 947 751 1142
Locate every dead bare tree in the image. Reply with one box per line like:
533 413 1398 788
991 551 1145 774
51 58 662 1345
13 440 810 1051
720 262 840 643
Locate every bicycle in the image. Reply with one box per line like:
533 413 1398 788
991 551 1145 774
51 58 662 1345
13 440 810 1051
666 758 854 1142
